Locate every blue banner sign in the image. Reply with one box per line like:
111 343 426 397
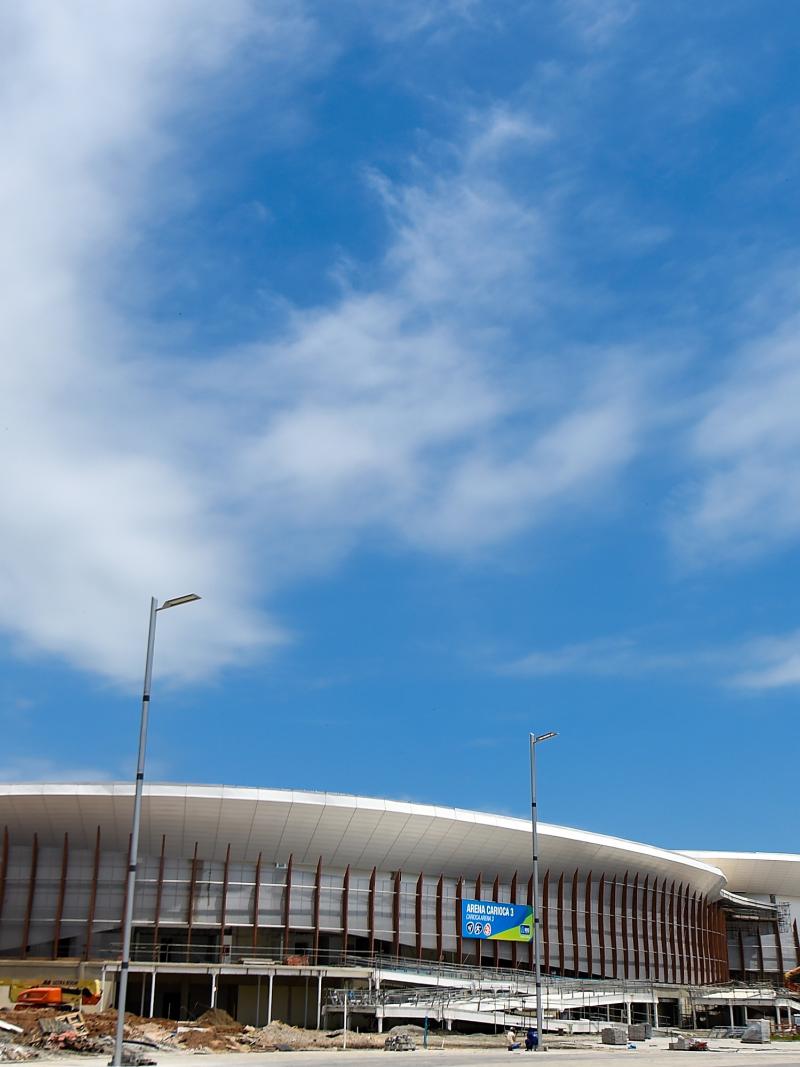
461 898 533 942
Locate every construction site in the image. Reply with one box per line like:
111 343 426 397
0 785 799 1061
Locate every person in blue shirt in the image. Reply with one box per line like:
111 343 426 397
524 1027 538 1051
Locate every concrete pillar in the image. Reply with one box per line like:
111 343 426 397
775 1004 781 1029
377 1013 384 1033
210 972 218 1009
316 975 323 1030
729 1003 735 1028
268 973 274 1024
653 1000 659 1030
149 971 156 1018
625 999 632 1025
256 975 262 1028
742 1005 748 1025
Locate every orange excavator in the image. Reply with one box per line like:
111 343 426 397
2 979 102 1010
785 965 800 994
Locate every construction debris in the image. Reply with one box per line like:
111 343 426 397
0 1045 37 1063
384 1033 416 1051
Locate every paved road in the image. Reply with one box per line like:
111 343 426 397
32 1040 800 1067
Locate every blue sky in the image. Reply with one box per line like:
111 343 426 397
2 1 800 852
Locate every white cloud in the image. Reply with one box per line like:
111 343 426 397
674 313 800 561
732 632 800 690
0 3 647 685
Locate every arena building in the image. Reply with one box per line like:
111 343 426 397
0 784 798 1030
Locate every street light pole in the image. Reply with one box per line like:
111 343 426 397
112 594 200 1067
529 730 557 1052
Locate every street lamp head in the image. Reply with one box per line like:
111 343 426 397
158 593 202 611
533 730 558 744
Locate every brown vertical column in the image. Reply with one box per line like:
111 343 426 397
571 869 579 975
641 875 650 979
119 833 133 950
219 844 232 962
721 908 730 980
668 882 677 983
52 832 69 959
312 856 323 963
584 871 593 977
598 873 606 977
632 873 640 979
756 924 765 977
252 853 262 950
793 918 800 967
152 835 166 962
541 870 549 974
689 893 699 985
527 875 534 970
341 865 350 960
651 879 660 981
392 871 402 958
492 875 500 968
678 883 691 981
368 867 377 956
609 876 618 978
621 871 630 979
738 927 746 977
773 919 785 979
510 873 518 969
282 854 294 956
0 827 8 931
84 826 101 960
557 872 565 974
660 879 669 982
186 842 199 959
682 887 691 983
456 876 464 964
702 897 712 984
21 833 39 958
435 875 443 960
415 873 424 959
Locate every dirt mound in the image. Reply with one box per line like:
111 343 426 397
196 1007 240 1029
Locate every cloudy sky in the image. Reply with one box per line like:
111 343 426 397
2 1 799 850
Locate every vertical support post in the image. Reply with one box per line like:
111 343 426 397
341 865 350 962
415 873 424 960
435 874 443 960
584 870 593 977
527 875 534 971
268 973 274 1024
153 835 166 963
219 844 231 961
793 918 800 966
186 842 199 960
609 876 618 978
641 875 650 979
456 876 464 965
541 870 549 974
84 826 101 960
368 868 376 957
510 872 519 970
210 972 217 1008
21 833 40 957
557 873 565 974
392 870 402 959
52 832 69 959
598 873 606 977
651 881 660 982
621 871 630 979
676 883 685 985
114 595 158 1067
492 875 500 968
256 975 261 1027
252 852 262 950
474 873 482 968
282 854 293 958
149 969 156 1018
571 869 579 975
317 973 323 1030
312 856 323 963
632 873 640 979
529 733 544 1050
773 918 785 979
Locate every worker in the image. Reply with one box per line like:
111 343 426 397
507 1027 519 1050
525 1027 538 1051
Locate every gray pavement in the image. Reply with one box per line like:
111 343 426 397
27 1040 800 1067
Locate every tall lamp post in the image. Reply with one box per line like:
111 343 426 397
529 730 557 1052
112 594 201 1067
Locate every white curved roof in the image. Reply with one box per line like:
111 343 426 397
0 783 726 894
683 852 800 898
